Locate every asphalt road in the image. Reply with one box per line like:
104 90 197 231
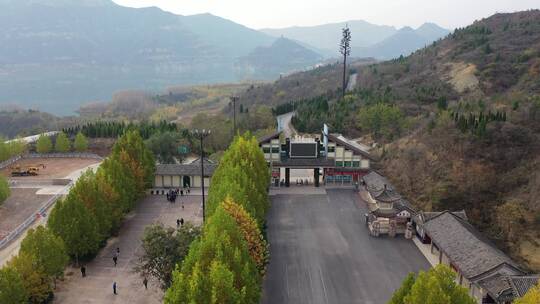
262 189 430 304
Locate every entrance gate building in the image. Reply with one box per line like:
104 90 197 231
259 126 374 187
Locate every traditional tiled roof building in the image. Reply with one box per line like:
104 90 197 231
361 171 416 237
418 211 538 303
361 171 538 303
153 158 217 189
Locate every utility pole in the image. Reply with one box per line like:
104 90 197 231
192 129 211 223
230 96 239 136
270 139 274 187
340 24 351 98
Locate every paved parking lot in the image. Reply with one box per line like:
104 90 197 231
53 194 202 304
262 189 430 304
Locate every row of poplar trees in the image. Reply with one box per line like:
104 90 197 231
164 134 270 303
0 130 155 303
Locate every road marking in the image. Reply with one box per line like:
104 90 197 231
285 264 290 298
307 267 314 300
319 266 329 304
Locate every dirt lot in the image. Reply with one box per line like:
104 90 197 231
1 158 100 180
0 188 53 239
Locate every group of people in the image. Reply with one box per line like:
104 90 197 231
176 217 185 228
77 186 193 296
166 187 191 203
295 178 311 185
111 277 147 295
80 247 149 295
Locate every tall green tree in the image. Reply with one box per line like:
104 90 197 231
97 156 140 213
48 197 100 265
0 265 28 304
392 264 476 304
73 132 88 152
112 130 155 187
20 226 69 283
145 131 184 164
67 170 120 240
389 272 416 304
207 134 269 225
135 223 201 290
165 206 261 304
35 135 52 154
54 132 71 153
0 175 10 204
8 252 52 304
221 198 269 275
209 260 239 304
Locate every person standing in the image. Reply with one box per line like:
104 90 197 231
176 218 180 228
81 265 86 277
113 281 117 295
180 218 184 226
113 255 118 267
143 277 148 290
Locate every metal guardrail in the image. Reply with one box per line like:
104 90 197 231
25 152 103 160
0 155 22 170
0 152 102 250
0 182 73 250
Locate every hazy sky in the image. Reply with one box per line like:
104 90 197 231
112 0 539 29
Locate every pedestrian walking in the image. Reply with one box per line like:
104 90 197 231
116 247 120 255
113 281 117 295
180 189 184 196
113 255 118 267
143 277 148 290
182 202 185 210
180 218 184 226
187 187 190 194
81 265 86 277
176 218 180 228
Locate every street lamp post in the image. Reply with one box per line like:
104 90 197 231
192 129 211 223
230 96 239 136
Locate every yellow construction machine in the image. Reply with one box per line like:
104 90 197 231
10 164 45 177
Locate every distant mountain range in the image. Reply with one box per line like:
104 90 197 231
353 23 450 59
235 37 324 79
0 0 281 114
262 22 450 59
0 0 449 114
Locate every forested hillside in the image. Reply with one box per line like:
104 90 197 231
237 58 376 108
254 10 540 270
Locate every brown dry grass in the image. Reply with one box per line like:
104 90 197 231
446 62 480 93
519 238 540 272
